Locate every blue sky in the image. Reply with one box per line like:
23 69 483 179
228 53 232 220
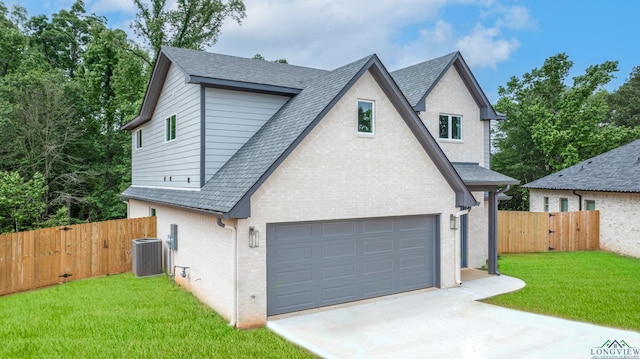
4 0 638 102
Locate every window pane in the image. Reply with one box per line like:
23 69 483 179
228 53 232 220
451 116 461 139
560 198 568 212
358 101 373 133
136 129 142 149
439 115 449 138
544 197 549 212
586 200 596 210
171 115 176 140
166 117 171 141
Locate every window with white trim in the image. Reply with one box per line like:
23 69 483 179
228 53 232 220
165 114 177 141
560 198 569 212
358 100 374 134
439 114 462 140
585 200 596 211
135 129 143 149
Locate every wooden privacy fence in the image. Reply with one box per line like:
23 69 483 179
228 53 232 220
498 210 599 253
0 216 156 296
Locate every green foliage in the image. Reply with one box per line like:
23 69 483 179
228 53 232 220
0 273 315 358
132 0 246 57
483 252 640 331
608 66 640 127
0 3 27 76
493 53 640 210
0 171 47 232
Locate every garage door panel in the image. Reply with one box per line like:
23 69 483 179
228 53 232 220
321 242 357 259
322 221 357 237
267 215 437 315
363 218 394 233
363 238 393 255
362 258 394 275
321 283 357 303
273 246 314 264
363 277 394 296
273 268 313 287
322 263 357 280
397 216 430 230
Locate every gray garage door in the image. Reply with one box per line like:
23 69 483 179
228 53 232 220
267 215 438 316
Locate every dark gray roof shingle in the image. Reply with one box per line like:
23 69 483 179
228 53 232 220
162 46 328 89
523 140 640 193
122 55 374 214
390 52 457 108
452 163 519 186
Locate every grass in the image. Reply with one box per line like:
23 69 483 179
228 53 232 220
0 273 314 359
483 251 640 331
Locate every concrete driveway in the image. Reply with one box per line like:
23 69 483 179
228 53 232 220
268 270 640 358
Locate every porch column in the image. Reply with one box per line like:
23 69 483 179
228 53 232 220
487 190 499 275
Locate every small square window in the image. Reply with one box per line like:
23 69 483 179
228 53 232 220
439 114 462 140
166 114 177 141
358 101 374 134
136 129 143 149
585 200 596 211
543 197 549 212
150 208 156 216
560 198 569 212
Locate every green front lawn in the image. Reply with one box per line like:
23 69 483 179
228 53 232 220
0 274 314 359
483 251 640 331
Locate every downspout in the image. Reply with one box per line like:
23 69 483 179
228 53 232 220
573 190 582 211
453 208 470 285
217 218 237 327
488 185 511 275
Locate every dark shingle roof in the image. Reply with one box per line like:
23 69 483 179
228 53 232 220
452 163 519 186
162 46 328 90
122 55 374 214
390 52 457 108
523 140 640 193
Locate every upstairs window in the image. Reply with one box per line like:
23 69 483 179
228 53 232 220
135 129 143 149
358 100 374 134
439 114 462 140
166 114 177 142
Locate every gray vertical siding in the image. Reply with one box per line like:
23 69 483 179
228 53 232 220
204 88 289 180
132 63 202 189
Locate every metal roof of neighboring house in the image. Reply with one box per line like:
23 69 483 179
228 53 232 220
122 51 480 217
523 139 640 193
390 52 504 121
452 163 520 187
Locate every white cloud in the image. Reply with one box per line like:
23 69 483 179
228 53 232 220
455 24 520 68
89 0 137 14
493 5 537 30
213 0 531 71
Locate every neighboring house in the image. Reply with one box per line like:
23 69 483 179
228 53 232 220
120 47 517 328
524 140 640 258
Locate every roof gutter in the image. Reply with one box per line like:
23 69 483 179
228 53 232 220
573 190 582 211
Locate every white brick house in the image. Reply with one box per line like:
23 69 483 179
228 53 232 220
121 47 517 328
524 140 640 258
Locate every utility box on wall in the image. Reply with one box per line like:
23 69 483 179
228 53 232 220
132 238 163 277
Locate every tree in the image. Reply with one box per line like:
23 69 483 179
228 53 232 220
493 53 640 210
252 53 288 63
608 66 640 127
0 67 84 217
0 3 27 76
132 0 246 60
0 171 47 233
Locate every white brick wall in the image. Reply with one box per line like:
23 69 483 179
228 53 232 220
467 196 488 269
129 200 235 321
529 189 640 258
235 70 461 327
421 66 485 166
